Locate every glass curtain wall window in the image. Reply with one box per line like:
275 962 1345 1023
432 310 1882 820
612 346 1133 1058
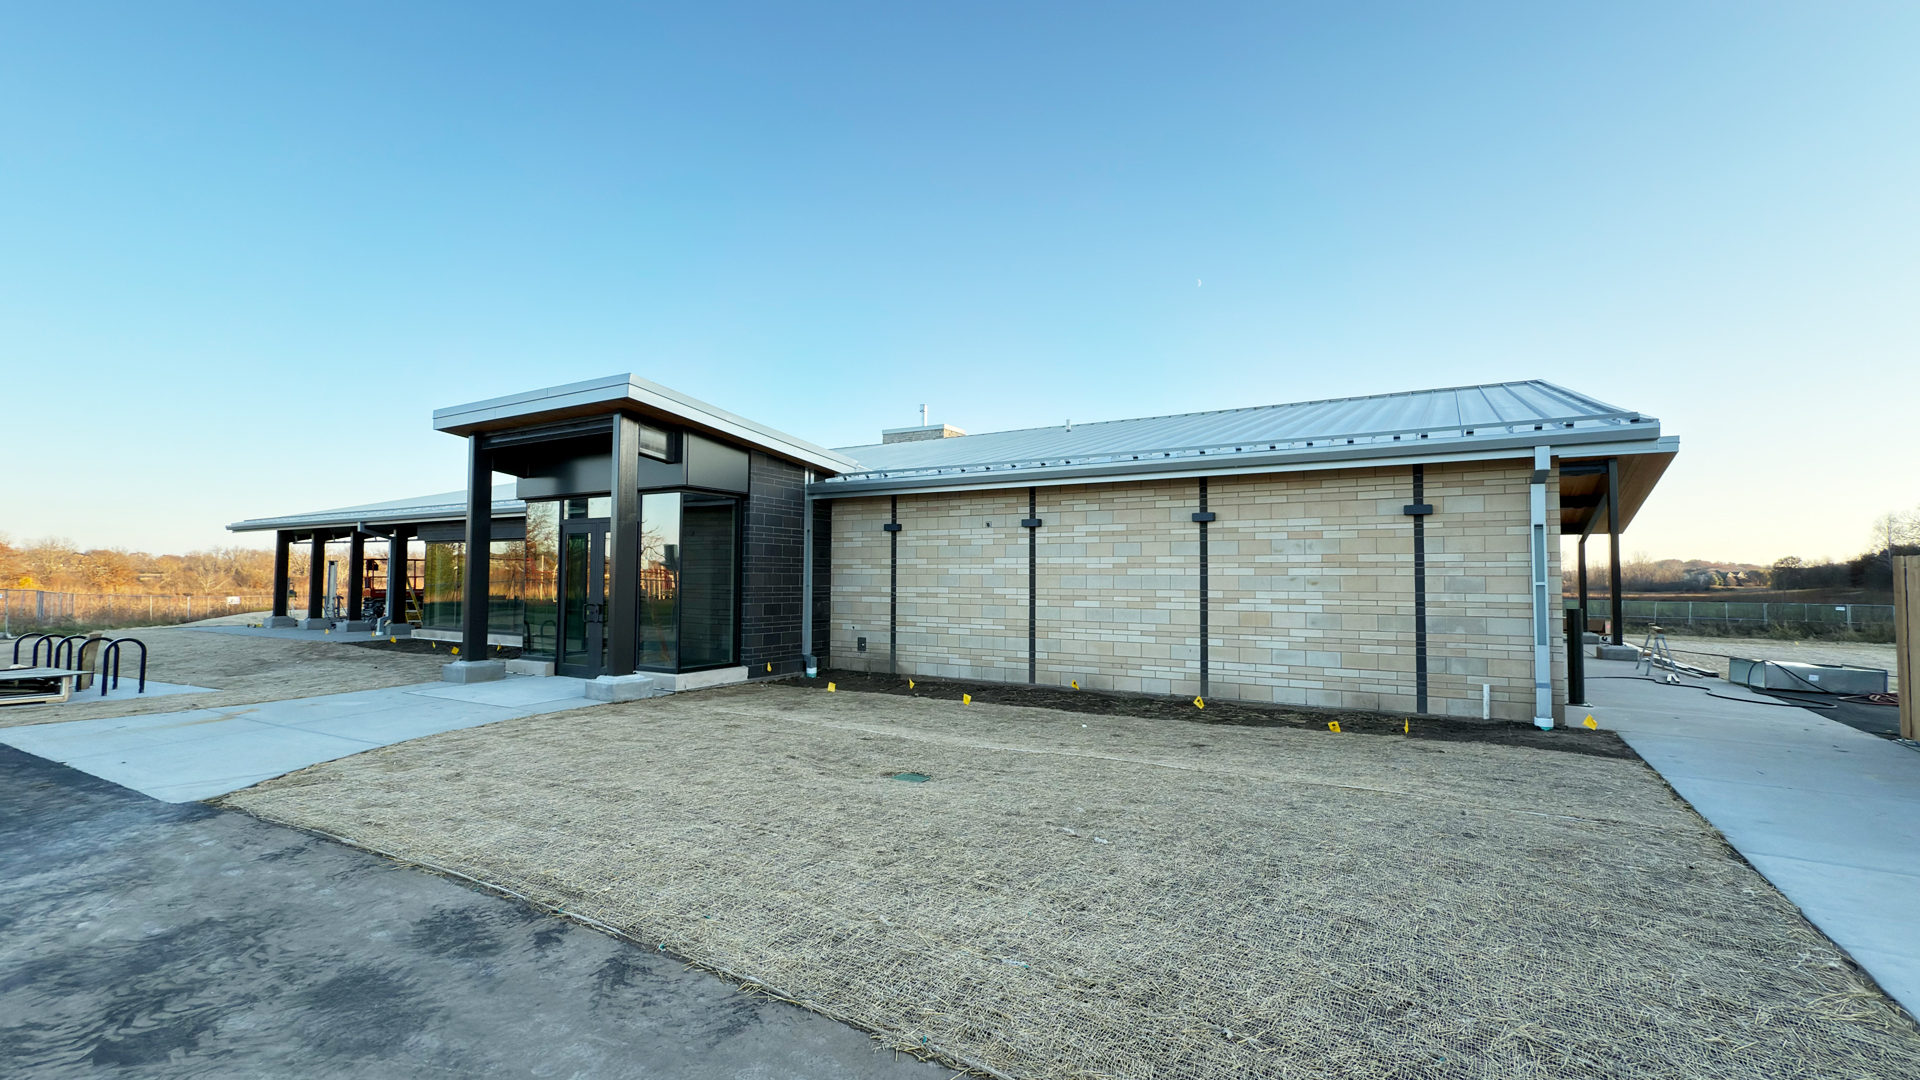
637 492 737 672
420 540 528 635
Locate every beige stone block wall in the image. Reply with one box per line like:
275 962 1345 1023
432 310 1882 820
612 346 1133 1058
827 460 1564 721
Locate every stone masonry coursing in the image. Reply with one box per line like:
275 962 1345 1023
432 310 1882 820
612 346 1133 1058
827 460 1565 722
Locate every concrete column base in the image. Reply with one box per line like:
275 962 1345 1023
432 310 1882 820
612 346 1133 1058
505 658 556 677
585 674 657 701
442 660 507 684
262 616 297 628
337 620 374 632
1597 644 1640 662
383 623 413 638
297 618 332 631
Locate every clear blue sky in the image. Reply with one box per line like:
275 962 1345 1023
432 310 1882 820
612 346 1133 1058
3 3 1914 564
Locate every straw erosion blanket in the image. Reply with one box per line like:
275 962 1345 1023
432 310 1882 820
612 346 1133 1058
222 683 1919 1080
0 627 446 728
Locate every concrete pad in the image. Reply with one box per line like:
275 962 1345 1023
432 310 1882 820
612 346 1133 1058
441 660 506 684
0 679 605 803
504 657 555 676
1588 658 1920 1015
584 674 657 702
18 680 219 707
261 616 297 628
296 618 331 631
649 665 749 693
412 676 590 707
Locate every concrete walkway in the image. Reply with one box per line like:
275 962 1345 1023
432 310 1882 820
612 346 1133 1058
0 676 599 802
1586 658 1920 1015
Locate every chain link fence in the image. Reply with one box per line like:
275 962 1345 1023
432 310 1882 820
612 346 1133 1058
1619 600 1895 630
1 590 276 636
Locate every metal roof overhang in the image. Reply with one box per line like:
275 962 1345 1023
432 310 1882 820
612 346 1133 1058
813 425 1676 515
432 373 857 475
226 485 525 535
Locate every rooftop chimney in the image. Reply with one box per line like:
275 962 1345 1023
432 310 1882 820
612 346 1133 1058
882 422 967 444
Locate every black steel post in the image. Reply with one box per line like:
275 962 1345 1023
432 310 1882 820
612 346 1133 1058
346 532 365 621
1607 458 1623 645
1412 465 1427 714
388 529 409 628
271 531 291 619
605 415 642 676
1577 535 1589 637
889 495 898 676
461 435 493 659
306 533 326 620
1027 487 1037 684
1565 607 1587 706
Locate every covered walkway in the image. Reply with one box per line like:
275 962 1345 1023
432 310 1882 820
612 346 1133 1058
1588 658 1920 1015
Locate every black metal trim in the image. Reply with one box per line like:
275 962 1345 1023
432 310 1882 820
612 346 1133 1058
480 415 615 450
889 495 898 675
1028 488 1037 683
1413 464 1428 714
882 523 903 532
1197 478 1209 698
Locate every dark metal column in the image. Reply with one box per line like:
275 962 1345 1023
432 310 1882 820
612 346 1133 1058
271 531 291 619
346 532 366 621
388 529 409 630
306 533 326 620
461 435 493 658
605 415 642 676
1410 465 1428 714
889 495 899 676
1577 535 1589 634
1607 458 1623 645
1026 487 1037 683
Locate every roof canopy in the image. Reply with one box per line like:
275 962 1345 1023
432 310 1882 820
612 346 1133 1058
432 373 857 474
228 484 523 535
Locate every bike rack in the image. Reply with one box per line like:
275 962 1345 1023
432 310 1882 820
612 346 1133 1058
52 635 90 670
13 633 58 666
100 638 147 696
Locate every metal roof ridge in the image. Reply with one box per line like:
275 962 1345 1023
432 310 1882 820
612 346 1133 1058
830 378 1635 453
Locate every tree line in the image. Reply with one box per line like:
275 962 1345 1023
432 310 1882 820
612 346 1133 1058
0 535 302 596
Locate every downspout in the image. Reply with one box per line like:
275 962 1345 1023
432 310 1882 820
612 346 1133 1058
1528 445 1554 730
801 470 816 676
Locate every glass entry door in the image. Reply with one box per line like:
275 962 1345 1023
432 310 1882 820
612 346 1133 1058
558 520 609 678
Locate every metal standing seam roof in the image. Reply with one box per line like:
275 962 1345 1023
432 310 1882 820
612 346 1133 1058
227 484 524 534
816 379 1669 495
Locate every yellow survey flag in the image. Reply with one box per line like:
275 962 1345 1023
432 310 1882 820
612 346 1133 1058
827 682 836 692
1071 680 1079 689
450 646 459 655
963 693 972 705
766 662 772 672
907 678 915 689
1583 714 1598 730
1328 721 1342 733
1403 717 1409 734
1193 696 1204 709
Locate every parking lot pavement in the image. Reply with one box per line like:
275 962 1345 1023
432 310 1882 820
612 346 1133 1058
0 745 938 1079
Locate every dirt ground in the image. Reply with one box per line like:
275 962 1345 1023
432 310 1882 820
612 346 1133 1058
224 681 1918 1079
1650 634 1900 691
0 628 448 729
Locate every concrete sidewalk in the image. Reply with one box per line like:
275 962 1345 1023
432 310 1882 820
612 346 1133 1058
0 676 599 802
1586 658 1920 1016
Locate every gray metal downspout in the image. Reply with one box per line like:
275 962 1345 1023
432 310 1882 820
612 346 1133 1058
1528 446 1554 729
1607 457 1623 646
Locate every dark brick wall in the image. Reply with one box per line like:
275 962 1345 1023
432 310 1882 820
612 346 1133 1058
739 453 808 676
811 497 832 669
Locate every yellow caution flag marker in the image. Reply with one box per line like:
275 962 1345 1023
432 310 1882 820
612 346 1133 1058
1071 680 1080 690
827 682 836 692
1583 714 1598 730
1328 721 1342 733
907 678 915 689
388 637 396 643
1403 717 1409 735
962 693 972 705
1193 696 1204 709
450 646 459 656
767 662 773 672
